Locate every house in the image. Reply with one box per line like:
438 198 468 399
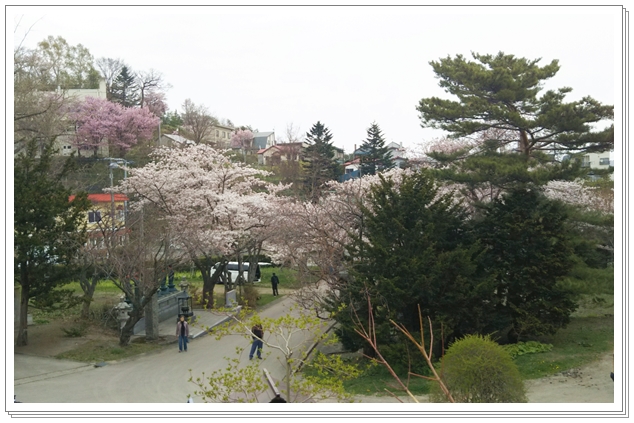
347 142 408 178
253 132 276 150
55 79 110 157
257 142 307 165
386 142 408 168
210 123 235 149
69 193 129 248
333 147 345 162
581 151 614 170
157 133 195 148
62 79 108 102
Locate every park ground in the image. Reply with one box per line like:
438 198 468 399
14 273 616 403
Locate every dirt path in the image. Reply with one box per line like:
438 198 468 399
347 352 615 403
524 352 614 403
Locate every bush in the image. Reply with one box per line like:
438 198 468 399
378 340 432 376
431 334 527 403
62 323 88 338
240 285 260 309
502 341 553 359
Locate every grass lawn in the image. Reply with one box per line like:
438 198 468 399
341 362 433 396
513 315 614 379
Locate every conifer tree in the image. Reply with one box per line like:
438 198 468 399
475 187 577 342
302 121 340 202
110 65 139 107
359 122 393 176
417 52 613 157
14 139 90 346
333 171 493 354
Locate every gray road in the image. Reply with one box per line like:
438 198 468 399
14 295 309 403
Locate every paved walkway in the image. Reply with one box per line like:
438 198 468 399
131 306 239 341
13 296 305 403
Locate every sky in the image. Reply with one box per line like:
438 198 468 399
9 4 621 156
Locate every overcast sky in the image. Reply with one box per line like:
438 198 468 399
10 4 621 155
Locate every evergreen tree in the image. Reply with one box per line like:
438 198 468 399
302 121 340 202
428 138 585 211
110 65 139 107
14 138 90 346
474 187 577 342
333 171 493 355
358 122 393 176
417 52 613 157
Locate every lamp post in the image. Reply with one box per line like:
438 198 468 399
109 162 118 234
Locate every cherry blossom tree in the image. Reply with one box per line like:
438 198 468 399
119 144 286 307
143 91 168 118
230 129 254 162
69 97 159 157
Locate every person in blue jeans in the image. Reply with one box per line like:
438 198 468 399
249 324 264 359
176 315 189 352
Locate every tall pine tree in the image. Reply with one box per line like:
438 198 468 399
302 121 340 202
110 65 139 107
359 122 393 176
417 52 613 157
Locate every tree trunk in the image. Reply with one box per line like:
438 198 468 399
519 129 530 157
193 257 222 309
80 274 98 319
119 306 143 346
16 275 30 346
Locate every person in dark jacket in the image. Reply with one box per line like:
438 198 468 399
249 324 264 359
271 273 280 296
176 315 189 352
269 394 287 403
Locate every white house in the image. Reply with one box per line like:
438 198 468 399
56 79 109 157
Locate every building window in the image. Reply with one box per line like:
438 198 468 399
599 157 610 165
88 211 102 223
216 130 219 137
581 156 590 168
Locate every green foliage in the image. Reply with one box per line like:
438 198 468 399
239 284 260 308
432 334 527 403
189 351 269 403
559 261 614 296
29 287 83 311
475 187 578 342
209 307 360 402
35 35 100 89
502 341 553 359
359 122 394 176
110 65 139 107
377 339 434 376
429 140 586 208
334 171 493 355
302 121 341 201
417 52 613 157
161 110 183 130
62 323 88 338
514 316 613 379
14 137 91 345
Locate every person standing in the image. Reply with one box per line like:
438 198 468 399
176 315 189 352
249 324 264 360
271 273 280 296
